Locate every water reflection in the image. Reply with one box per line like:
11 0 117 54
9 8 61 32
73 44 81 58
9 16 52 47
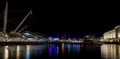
65 43 81 56
48 45 53 57
4 46 8 59
1 44 120 59
66 44 71 55
0 44 101 59
61 43 64 55
48 44 59 57
37 46 41 57
16 46 20 59
53 45 57 57
26 45 30 59
101 44 120 59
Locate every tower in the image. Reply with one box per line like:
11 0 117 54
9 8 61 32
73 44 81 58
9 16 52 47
3 1 8 34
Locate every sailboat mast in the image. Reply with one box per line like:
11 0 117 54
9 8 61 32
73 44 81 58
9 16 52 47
3 1 8 33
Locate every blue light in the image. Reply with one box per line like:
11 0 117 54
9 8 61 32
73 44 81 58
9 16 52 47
49 46 52 57
54 45 57 57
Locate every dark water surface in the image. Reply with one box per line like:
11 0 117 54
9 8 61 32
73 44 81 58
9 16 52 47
0 43 120 59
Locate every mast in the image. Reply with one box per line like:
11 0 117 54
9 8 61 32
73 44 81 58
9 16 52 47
13 10 32 32
3 1 8 33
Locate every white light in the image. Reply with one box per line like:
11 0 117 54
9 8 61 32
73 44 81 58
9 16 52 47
5 34 8 38
24 33 31 36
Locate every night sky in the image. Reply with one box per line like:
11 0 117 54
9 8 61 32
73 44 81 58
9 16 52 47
0 0 120 38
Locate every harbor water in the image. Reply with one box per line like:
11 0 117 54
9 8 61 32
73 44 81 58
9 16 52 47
0 43 120 59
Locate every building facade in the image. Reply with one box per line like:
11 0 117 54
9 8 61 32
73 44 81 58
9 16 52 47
102 25 120 42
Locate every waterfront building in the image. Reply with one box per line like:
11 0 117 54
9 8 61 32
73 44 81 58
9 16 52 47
102 25 120 42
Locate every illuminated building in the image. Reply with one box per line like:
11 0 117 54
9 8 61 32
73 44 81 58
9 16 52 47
102 25 120 42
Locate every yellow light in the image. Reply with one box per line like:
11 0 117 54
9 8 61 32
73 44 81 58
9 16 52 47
4 46 9 59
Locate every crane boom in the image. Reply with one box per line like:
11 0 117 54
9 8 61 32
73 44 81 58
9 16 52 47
13 10 32 32
18 25 27 32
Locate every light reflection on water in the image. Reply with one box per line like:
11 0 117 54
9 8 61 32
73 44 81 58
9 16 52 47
0 44 120 59
16 46 20 59
4 46 8 59
48 45 52 57
101 44 120 59
48 44 59 57
61 43 64 55
26 45 30 59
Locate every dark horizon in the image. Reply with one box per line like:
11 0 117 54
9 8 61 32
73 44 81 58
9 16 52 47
0 0 120 38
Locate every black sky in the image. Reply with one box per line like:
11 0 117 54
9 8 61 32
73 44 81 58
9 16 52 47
0 0 120 38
